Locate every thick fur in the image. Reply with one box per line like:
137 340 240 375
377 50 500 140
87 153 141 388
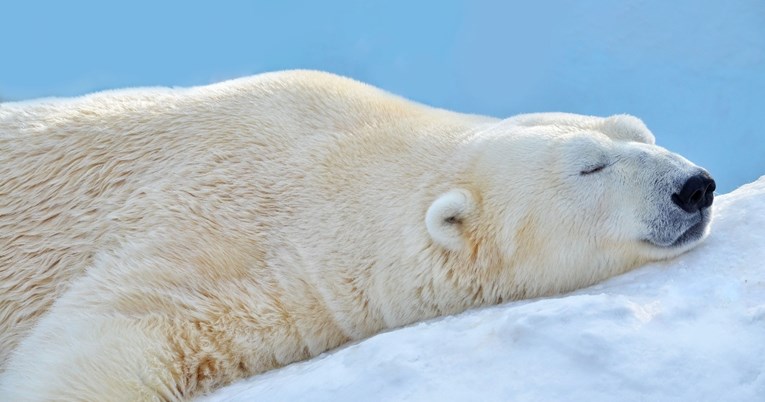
0 71 711 400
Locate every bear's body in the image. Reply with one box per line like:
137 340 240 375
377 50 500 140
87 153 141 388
0 71 713 400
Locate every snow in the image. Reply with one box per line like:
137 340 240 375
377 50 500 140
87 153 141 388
202 176 765 402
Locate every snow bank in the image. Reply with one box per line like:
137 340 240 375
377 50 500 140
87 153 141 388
203 177 765 402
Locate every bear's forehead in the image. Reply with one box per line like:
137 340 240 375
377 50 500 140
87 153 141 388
497 113 656 145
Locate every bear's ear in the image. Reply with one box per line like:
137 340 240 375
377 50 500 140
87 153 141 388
599 114 656 145
426 189 477 251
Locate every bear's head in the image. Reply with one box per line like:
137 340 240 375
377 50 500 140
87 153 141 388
426 113 715 298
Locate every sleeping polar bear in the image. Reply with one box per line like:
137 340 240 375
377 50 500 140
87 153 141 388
0 70 715 400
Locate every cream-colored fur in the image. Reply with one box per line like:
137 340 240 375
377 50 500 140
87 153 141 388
0 70 711 400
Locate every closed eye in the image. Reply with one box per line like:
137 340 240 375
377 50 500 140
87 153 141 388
580 164 608 175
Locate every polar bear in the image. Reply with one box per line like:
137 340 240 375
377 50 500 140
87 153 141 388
0 70 714 400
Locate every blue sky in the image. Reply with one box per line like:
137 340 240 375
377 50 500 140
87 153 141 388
2 1 763 192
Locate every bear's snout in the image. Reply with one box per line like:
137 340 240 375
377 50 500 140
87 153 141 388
672 172 716 213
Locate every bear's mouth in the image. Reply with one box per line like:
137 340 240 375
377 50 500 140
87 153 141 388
644 210 711 249
666 218 707 248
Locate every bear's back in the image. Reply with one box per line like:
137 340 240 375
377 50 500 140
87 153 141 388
0 70 492 369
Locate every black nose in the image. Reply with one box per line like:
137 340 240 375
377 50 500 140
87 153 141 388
672 173 716 213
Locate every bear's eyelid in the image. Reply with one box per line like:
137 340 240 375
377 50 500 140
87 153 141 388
580 162 610 175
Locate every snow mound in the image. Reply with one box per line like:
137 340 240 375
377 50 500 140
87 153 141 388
203 177 765 402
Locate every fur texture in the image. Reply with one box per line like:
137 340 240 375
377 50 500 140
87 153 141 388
0 70 712 400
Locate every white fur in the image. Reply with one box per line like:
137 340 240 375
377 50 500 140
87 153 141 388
0 70 712 400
